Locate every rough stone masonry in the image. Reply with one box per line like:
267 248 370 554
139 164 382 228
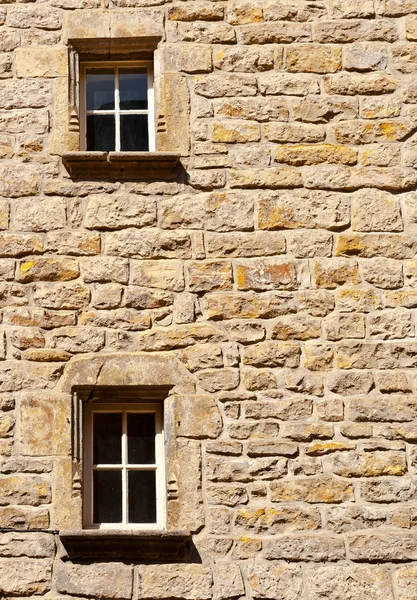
1 0 417 599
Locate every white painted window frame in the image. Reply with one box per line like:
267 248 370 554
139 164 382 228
79 61 155 152
83 402 165 530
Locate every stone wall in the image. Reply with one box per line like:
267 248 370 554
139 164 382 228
1 0 417 598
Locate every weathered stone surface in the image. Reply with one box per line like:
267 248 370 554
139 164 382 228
175 395 222 438
348 532 417 561
0 557 52 596
136 564 212 600
17 258 80 283
329 450 406 477
307 565 393 600
57 562 133 599
84 194 156 230
0 361 62 393
263 534 345 561
236 259 300 291
235 505 320 533
205 292 296 320
243 341 300 368
138 324 226 351
271 476 354 503
0 475 51 506
247 561 304 600
131 260 184 291
160 192 253 232
352 189 403 231
348 395 417 422
105 229 191 259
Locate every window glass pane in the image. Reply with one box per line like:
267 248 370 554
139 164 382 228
93 413 122 464
93 471 122 523
86 69 115 110
127 413 155 464
128 471 156 523
119 68 148 110
120 114 149 151
87 115 115 152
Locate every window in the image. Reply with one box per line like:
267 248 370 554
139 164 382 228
80 61 155 152
83 402 165 530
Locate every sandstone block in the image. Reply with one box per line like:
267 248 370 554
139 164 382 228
136 564 212 600
0 557 52 596
336 233 417 259
168 3 223 21
271 314 321 340
137 324 226 352
131 260 184 291
286 45 342 73
406 14 417 40
7 5 62 29
298 290 335 317
259 73 320 96
0 80 51 110
236 259 300 291
305 343 335 371
271 476 353 503
215 562 244 600
49 327 105 353
105 229 191 260
186 260 232 292
324 71 398 95
17 258 79 283
281 422 334 441
325 313 365 340
0 474 51 506
243 341 300 368
314 20 398 43
275 144 356 166
0 531 54 558
226 2 263 25
259 190 350 230
348 395 417 422
235 505 320 533
160 191 254 232
14 197 66 232
229 167 302 189
194 74 257 98
168 21 236 44
247 561 304 600
205 291 296 320
175 395 222 439
314 258 360 288
83 256 128 284
33 283 90 310
206 231 285 258
334 118 414 144
0 164 42 197
289 231 333 258
331 0 375 17
247 442 298 457
198 368 240 392
348 532 417 561
207 455 287 482
85 194 156 230
360 478 417 502
344 43 388 71
327 371 374 394
237 22 311 44
215 97 288 121
338 288 381 312
368 308 412 338
213 46 274 73
307 565 393 600
292 96 358 122
212 120 260 143
329 450 406 477
264 122 325 143
263 534 345 561
81 308 150 331
246 396 313 420
15 46 67 78
45 230 100 256
161 44 212 74
352 189 402 232
264 0 327 21
57 562 133 599
0 233 43 258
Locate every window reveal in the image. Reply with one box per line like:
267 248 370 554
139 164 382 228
83 403 165 529
80 62 155 153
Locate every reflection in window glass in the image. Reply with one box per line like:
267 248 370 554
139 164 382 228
87 115 115 152
119 68 148 110
86 69 115 111
120 115 149 152
93 413 122 464
128 471 156 523
127 413 155 464
93 471 123 523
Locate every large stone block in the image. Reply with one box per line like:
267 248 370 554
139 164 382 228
0 557 52 596
307 565 394 600
247 561 304 600
135 564 212 600
19 392 69 456
56 562 133 599
15 46 67 78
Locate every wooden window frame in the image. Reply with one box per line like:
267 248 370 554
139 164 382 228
83 402 165 531
79 60 155 153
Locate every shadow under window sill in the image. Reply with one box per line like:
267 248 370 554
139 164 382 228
60 529 192 562
62 151 181 182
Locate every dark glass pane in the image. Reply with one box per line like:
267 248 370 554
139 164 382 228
93 413 122 464
119 68 148 110
93 470 122 523
86 69 115 110
128 470 156 523
87 115 115 152
127 413 155 464
120 114 148 151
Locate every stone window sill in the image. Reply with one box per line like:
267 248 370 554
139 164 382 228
62 151 181 182
60 529 192 562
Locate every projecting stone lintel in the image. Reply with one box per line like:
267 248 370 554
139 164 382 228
60 530 192 562
62 151 182 182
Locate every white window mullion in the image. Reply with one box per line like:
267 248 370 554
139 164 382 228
148 66 155 152
122 411 127 526
115 67 121 152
